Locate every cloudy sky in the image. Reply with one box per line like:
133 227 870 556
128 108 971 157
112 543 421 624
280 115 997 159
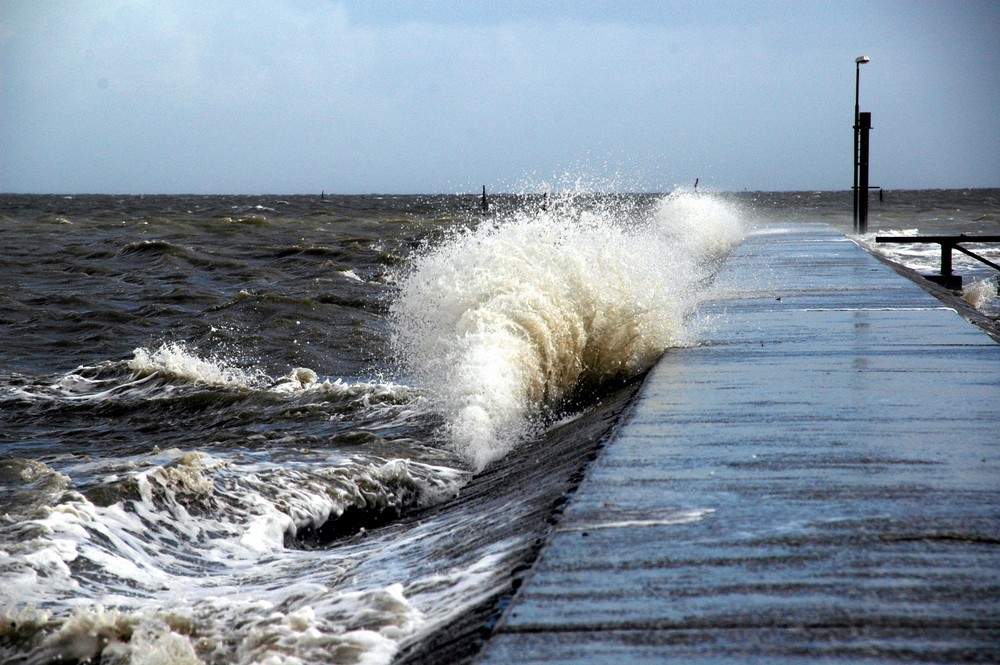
2 0 998 194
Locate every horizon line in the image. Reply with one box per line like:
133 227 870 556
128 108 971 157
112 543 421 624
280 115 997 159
3 186 999 198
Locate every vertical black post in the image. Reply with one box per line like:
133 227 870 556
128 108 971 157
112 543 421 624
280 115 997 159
853 67 861 232
858 112 871 234
852 56 870 232
940 242 953 277
481 185 488 212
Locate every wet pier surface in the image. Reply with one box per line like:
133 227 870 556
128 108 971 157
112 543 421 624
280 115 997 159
476 223 1000 663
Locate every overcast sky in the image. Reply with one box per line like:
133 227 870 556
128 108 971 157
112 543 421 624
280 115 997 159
2 0 998 194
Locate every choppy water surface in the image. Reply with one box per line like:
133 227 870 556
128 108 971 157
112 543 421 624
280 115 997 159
0 188 996 664
1 189 745 664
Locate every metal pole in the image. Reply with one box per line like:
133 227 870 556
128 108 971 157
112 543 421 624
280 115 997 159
853 56 869 233
858 112 871 234
940 242 953 277
854 63 860 233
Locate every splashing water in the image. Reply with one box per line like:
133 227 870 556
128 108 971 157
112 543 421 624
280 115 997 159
390 190 744 471
963 278 999 311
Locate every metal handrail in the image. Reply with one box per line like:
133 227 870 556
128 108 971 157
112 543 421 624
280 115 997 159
875 235 1000 288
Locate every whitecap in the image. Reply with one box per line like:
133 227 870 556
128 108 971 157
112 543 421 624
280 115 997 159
127 342 265 389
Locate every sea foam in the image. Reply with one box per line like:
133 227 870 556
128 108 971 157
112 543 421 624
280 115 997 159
390 190 744 471
0 449 460 664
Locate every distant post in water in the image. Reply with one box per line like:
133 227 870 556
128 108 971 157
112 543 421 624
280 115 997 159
858 112 872 234
853 55 870 234
481 185 488 212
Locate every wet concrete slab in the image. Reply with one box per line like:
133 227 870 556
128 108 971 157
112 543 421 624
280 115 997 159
476 224 1000 663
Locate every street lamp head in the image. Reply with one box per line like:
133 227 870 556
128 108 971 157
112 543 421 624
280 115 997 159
856 55 870 64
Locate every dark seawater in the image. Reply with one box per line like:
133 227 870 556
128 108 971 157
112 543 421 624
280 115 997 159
0 188 996 664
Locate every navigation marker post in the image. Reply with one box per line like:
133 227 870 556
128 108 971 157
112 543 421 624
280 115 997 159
858 111 872 234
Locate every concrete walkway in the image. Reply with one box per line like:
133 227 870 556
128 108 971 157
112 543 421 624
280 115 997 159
477 223 1000 663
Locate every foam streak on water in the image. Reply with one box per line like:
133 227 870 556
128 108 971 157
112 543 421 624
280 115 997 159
391 190 743 471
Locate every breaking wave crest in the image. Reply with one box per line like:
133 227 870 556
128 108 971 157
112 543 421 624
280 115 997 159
11 342 415 414
127 342 267 390
390 189 744 471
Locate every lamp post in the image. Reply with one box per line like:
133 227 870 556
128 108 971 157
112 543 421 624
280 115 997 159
853 55 870 233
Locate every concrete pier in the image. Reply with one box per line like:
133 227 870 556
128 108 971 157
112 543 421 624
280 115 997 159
477 223 1000 663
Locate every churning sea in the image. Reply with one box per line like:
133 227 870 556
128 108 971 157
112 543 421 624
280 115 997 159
1 188 998 664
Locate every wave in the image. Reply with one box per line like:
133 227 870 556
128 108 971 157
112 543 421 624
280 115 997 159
0 190 748 663
0 372 649 665
0 450 467 664
390 189 744 471
128 341 268 390
0 341 469 664
2 344 431 453
118 238 185 255
273 244 348 260
963 278 998 311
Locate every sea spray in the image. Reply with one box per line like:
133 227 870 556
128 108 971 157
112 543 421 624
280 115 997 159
963 277 999 311
390 190 745 471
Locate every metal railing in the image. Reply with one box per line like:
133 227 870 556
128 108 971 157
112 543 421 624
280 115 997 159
875 235 1000 289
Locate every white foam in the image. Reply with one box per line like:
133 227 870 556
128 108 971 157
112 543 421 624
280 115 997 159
14 586 423 665
963 277 998 310
20 352 422 431
341 269 364 282
391 190 745 471
0 450 466 664
269 366 321 393
232 586 422 665
128 342 265 389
